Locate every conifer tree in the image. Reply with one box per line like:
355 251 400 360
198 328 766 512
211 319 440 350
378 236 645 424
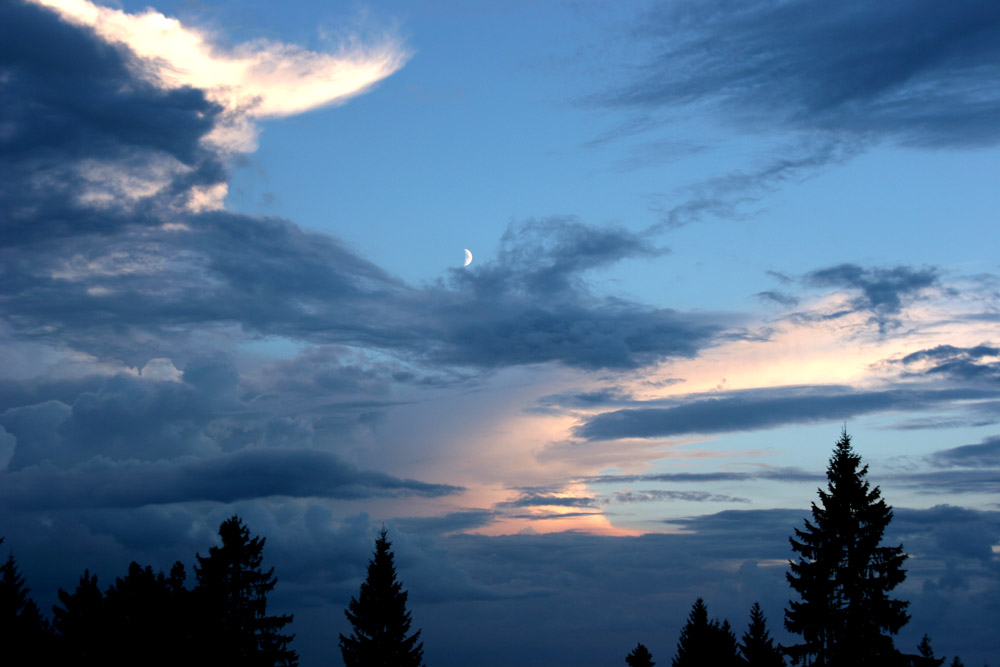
913 634 945 667
340 527 424 667
194 515 297 667
672 598 742 667
53 570 105 665
626 642 655 667
740 602 784 667
0 542 52 662
784 430 909 666
104 561 191 665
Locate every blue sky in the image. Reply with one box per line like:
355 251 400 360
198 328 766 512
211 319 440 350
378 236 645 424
2 0 999 664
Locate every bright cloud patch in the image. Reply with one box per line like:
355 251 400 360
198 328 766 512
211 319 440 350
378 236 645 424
31 0 408 155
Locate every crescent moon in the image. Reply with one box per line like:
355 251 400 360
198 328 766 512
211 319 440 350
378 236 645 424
463 249 473 267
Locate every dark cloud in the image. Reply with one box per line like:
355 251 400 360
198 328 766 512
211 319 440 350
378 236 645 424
394 511 498 535
0 448 461 510
895 469 1000 496
805 263 938 328
609 0 1000 148
609 489 751 504
1 357 239 471
532 387 638 414
0 0 225 245
0 6 725 373
896 345 1000 382
495 493 598 509
755 290 799 307
928 436 1000 468
576 386 991 440
583 467 821 486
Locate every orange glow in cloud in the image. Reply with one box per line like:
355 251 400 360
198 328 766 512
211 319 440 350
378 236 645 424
621 289 1000 401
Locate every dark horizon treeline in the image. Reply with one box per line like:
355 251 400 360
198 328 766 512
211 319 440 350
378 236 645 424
0 431 981 666
1 516 296 667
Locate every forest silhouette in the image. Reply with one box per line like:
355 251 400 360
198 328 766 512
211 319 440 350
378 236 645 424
0 432 970 666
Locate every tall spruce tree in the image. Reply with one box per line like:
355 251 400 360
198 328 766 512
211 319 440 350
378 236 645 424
340 527 424 667
740 602 784 667
784 430 909 666
194 516 297 667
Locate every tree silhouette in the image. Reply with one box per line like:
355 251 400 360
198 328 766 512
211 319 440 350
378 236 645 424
912 634 945 667
672 598 743 667
53 570 105 665
627 642 656 666
194 515 297 667
103 561 191 666
784 429 909 666
340 527 424 667
740 602 784 667
0 541 52 663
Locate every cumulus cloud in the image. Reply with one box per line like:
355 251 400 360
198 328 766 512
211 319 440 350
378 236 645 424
31 0 408 153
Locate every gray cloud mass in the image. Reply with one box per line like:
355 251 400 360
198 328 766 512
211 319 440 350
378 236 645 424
576 386 993 440
612 0 1000 148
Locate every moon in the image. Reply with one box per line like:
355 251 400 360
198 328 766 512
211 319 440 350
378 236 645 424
463 248 473 267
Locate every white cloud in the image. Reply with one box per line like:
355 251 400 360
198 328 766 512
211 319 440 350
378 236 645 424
31 0 410 161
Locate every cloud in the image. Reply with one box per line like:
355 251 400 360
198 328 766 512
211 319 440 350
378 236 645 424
583 468 821 486
0 448 462 510
805 263 938 323
648 137 863 230
2 8 729 373
394 511 498 536
610 0 1000 148
609 489 751 504
896 345 1000 382
928 436 1000 468
576 386 991 440
495 493 598 509
1 0 226 229
756 290 800 307
30 0 408 152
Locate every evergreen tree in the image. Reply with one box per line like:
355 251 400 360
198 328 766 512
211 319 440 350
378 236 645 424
53 570 105 665
784 430 910 666
340 527 424 667
0 542 52 664
740 602 785 667
103 561 192 666
194 515 297 667
626 642 655 667
911 634 945 667
672 598 743 667
948 658 964 667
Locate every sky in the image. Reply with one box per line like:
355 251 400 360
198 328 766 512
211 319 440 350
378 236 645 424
1 0 999 664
